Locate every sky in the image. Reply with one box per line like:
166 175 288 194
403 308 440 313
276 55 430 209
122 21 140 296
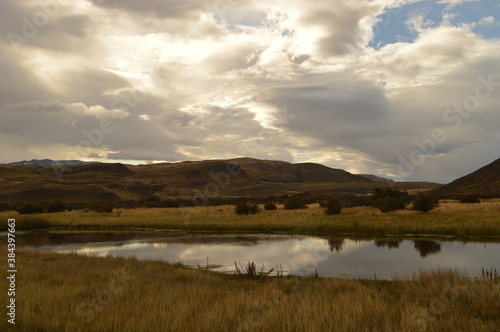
1 0 499 183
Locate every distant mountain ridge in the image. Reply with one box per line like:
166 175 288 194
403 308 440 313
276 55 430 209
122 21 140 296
0 158 440 203
2 159 99 167
6 156 500 199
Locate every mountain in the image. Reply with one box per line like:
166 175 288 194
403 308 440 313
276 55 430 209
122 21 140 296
2 159 99 167
433 158 500 197
0 158 439 203
127 158 376 197
357 174 396 184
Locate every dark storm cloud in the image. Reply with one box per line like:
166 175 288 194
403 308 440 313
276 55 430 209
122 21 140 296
260 73 391 145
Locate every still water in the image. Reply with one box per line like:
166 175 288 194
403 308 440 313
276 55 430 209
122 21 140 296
21 231 500 279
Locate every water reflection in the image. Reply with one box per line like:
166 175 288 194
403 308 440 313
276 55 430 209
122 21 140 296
48 233 66 245
414 240 441 258
326 238 441 258
21 232 500 280
374 240 402 250
327 239 344 252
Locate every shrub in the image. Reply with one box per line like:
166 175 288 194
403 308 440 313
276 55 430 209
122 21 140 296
412 193 440 213
91 202 115 213
284 196 307 210
16 203 44 215
324 198 342 215
264 202 278 211
372 187 408 200
371 187 408 213
373 197 406 213
340 195 371 208
47 200 65 213
459 195 481 204
235 202 259 215
0 203 14 212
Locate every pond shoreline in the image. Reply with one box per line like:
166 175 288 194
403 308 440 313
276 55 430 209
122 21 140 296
15 230 500 280
7 225 500 242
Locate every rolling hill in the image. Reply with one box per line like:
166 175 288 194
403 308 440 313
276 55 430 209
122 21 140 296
433 158 500 197
356 174 396 184
0 158 440 203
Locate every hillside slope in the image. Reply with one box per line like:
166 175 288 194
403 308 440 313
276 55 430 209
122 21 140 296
0 158 438 203
433 158 500 197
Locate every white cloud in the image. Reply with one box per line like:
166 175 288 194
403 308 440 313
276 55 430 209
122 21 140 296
479 16 495 27
437 0 479 6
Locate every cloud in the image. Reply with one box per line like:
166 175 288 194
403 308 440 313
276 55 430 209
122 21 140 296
0 0 499 183
251 0 385 58
437 0 479 5
6 101 129 119
0 100 187 162
478 16 495 27
87 0 212 19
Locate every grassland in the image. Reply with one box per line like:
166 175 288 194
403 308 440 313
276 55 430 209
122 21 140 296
1 201 499 330
0 247 498 332
3 200 500 238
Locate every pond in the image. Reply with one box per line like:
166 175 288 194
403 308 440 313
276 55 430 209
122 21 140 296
14 231 500 279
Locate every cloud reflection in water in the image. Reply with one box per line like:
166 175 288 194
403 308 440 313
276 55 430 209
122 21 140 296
41 234 500 280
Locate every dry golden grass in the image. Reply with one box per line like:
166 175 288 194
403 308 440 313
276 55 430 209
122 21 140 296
437 199 500 213
1 201 498 330
2 199 500 237
0 248 498 331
